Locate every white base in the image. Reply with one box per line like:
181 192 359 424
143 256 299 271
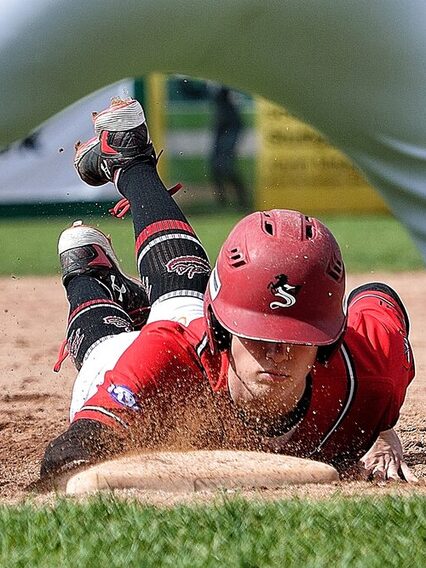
63 450 339 495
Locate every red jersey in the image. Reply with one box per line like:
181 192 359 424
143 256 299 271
74 288 415 467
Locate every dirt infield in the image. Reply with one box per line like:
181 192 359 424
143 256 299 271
1 272 425 504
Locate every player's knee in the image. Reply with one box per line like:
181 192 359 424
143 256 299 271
40 419 121 480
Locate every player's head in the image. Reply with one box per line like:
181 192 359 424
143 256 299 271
205 209 346 347
204 209 346 419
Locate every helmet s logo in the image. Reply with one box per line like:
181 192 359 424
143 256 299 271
268 274 301 309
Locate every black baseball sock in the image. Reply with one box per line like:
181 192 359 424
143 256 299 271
117 162 211 305
65 275 134 369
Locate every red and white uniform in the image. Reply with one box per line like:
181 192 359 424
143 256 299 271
71 288 414 466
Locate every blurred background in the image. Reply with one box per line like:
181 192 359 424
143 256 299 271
0 74 424 276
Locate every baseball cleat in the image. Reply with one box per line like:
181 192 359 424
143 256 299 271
74 97 156 186
59 220 150 328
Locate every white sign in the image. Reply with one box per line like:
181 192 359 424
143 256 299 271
0 80 133 204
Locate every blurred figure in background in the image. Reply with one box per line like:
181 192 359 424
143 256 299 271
210 87 249 210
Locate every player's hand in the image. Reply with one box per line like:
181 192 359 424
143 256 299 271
359 428 418 483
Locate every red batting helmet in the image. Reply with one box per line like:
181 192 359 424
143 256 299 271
204 209 346 351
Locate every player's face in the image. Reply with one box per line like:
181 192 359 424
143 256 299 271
227 336 318 419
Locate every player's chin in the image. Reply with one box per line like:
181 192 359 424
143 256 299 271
237 385 281 413
252 383 289 406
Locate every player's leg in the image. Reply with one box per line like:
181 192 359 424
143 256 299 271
210 147 228 206
75 98 211 326
41 222 150 482
229 169 249 210
57 220 150 370
116 161 211 322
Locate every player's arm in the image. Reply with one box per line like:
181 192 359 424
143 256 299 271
359 427 418 483
39 325 199 486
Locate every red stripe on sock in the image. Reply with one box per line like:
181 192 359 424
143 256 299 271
68 298 119 322
135 220 195 253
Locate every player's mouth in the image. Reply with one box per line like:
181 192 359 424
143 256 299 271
257 371 290 383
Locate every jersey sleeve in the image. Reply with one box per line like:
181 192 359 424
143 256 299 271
72 321 205 432
346 288 415 430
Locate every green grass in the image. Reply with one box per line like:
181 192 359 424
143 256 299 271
323 215 424 272
0 213 423 278
0 494 424 567
0 213 243 277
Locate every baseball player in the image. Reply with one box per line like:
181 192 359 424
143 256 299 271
40 98 417 484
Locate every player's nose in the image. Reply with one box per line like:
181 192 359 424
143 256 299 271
264 342 292 363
